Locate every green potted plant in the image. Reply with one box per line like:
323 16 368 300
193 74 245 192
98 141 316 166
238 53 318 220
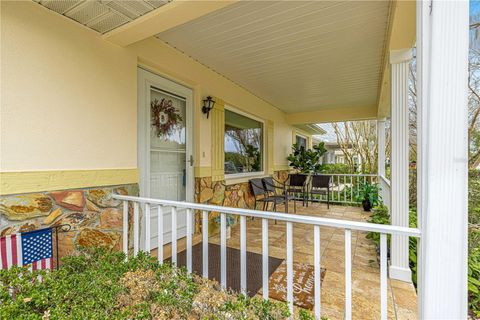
214 215 236 239
287 142 327 174
356 180 380 211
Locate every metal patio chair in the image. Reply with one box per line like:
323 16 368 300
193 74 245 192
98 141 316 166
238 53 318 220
309 174 332 208
285 173 308 208
261 176 295 213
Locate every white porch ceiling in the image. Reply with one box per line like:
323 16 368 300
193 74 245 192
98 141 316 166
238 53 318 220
32 0 170 34
157 1 391 114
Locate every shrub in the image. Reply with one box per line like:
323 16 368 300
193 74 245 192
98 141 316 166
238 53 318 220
0 248 315 320
319 163 352 174
469 226 480 318
366 204 390 248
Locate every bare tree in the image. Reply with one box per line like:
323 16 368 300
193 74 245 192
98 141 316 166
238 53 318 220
468 48 480 168
332 121 382 174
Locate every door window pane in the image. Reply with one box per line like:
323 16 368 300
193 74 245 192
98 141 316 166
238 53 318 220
224 110 263 175
150 88 186 201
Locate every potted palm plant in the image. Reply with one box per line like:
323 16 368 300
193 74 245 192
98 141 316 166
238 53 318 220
356 180 380 211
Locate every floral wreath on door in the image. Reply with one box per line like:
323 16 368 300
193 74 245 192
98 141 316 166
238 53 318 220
151 98 183 137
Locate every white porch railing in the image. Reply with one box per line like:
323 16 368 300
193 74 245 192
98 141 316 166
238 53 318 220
378 175 391 211
309 173 378 205
113 194 420 320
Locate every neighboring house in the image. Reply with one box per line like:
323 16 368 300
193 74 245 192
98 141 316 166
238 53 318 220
316 124 362 169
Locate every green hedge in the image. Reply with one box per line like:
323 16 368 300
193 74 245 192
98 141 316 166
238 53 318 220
0 248 316 320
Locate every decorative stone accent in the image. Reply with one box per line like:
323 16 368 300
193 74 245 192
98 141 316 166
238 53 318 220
199 188 213 203
44 208 62 225
0 183 138 260
0 194 53 221
86 188 121 208
85 199 100 212
76 228 121 250
57 231 75 257
99 208 122 229
193 170 289 235
49 190 85 211
54 211 97 230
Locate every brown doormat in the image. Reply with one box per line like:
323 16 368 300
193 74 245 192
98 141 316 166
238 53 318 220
268 261 326 310
166 242 284 297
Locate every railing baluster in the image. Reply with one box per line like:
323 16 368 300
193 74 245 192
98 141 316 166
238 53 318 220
343 176 347 203
220 213 227 289
122 201 128 258
186 208 193 273
171 207 177 265
202 210 209 278
145 203 151 253
286 222 293 314
314 225 321 318
240 215 247 295
380 233 387 320
357 176 360 198
157 205 163 263
133 202 139 256
262 218 269 299
345 229 352 320
350 176 354 203
337 176 340 202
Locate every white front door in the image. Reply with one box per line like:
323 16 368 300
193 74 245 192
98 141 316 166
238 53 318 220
137 67 194 250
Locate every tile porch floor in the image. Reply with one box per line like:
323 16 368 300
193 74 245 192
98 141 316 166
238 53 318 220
155 203 417 319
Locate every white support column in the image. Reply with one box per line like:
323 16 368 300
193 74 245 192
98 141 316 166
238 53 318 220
417 1 469 318
389 48 413 282
377 118 386 177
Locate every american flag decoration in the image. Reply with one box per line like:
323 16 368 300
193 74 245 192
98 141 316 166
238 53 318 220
0 227 54 271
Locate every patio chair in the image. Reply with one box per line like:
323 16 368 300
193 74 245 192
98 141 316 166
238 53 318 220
249 178 278 212
261 177 295 213
309 175 332 209
286 173 308 207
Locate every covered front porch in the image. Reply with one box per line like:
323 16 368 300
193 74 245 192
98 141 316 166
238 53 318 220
208 203 417 320
0 0 470 319
141 198 416 319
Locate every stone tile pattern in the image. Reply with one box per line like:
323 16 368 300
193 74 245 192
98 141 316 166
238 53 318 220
194 170 290 234
207 203 418 320
0 184 139 261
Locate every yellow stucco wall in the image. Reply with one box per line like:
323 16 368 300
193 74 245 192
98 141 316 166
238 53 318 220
1 1 138 172
0 1 303 193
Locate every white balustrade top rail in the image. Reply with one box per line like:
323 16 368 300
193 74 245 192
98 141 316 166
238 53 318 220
113 194 420 320
379 174 391 187
113 194 419 237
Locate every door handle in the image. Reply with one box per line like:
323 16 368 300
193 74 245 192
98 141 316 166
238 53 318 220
189 155 194 166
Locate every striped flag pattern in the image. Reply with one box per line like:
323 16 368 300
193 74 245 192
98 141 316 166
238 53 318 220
0 228 53 271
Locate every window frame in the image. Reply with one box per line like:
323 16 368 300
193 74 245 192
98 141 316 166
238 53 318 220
224 105 266 180
295 134 308 149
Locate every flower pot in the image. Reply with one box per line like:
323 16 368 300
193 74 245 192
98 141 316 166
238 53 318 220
362 199 372 212
226 226 232 239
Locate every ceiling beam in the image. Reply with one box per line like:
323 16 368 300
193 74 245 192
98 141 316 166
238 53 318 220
286 106 378 125
377 0 416 118
103 0 238 47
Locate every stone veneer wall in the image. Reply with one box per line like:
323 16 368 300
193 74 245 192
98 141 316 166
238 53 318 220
194 170 290 234
0 184 139 261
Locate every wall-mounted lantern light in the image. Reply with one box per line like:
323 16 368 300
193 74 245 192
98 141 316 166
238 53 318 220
202 96 215 119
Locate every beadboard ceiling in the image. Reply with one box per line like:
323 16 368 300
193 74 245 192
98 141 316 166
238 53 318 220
157 1 391 114
32 0 170 34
